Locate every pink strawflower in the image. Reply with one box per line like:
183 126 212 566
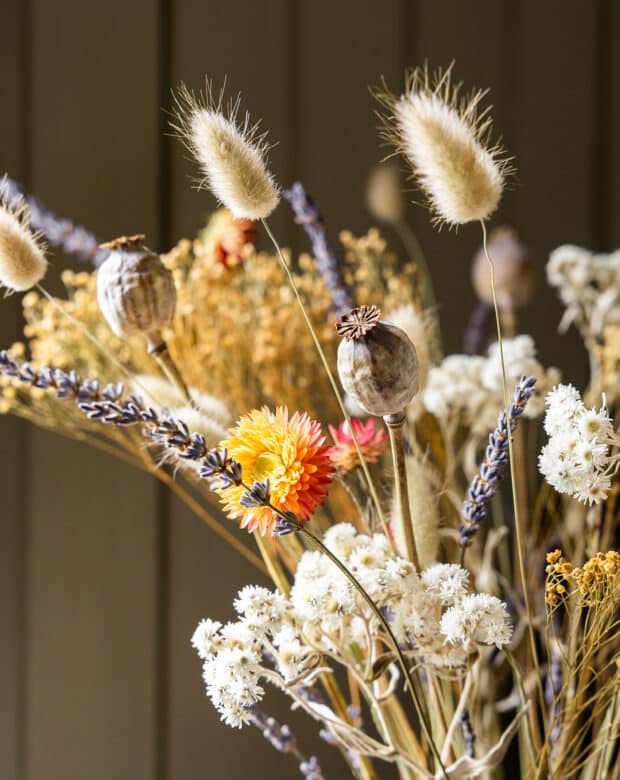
328 417 387 473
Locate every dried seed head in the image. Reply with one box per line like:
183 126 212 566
97 235 176 347
375 64 512 227
0 179 47 293
336 306 419 417
471 226 534 309
366 163 405 224
172 82 280 220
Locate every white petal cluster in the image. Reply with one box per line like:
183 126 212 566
539 384 616 505
422 335 559 434
192 524 513 728
547 245 620 334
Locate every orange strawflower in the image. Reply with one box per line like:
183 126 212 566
328 417 387 473
217 407 333 534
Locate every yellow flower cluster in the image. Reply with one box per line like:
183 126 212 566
545 549 620 606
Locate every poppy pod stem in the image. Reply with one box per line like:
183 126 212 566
384 411 418 568
145 332 191 404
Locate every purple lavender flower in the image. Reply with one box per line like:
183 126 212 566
1 176 109 266
463 301 494 355
460 375 537 546
283 182 352 315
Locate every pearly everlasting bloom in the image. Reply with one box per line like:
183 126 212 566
376 65 511 226
539 384 617 504
192 525 512 730
422 335 559 434
173 83 280 220
547 244 620 334
0 182 48 292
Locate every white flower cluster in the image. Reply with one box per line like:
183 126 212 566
547 245 620 334
191 525 512 728
422 335 559 434
539 384 617 505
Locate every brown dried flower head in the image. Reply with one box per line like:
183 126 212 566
375 64 512 227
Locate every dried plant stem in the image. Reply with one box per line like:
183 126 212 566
394 218 443 359
384 412 419 567
147 337 191 403
261 218 390 543
481 221 545 717
254 532 290 594
255 509 377 780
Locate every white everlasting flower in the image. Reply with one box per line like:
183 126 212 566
191 618 223 660
441 593 512 651
547 244 620 334
377 65 510 226
421 563 469 604
422 335 559 433
192 523 514 730
173 82 280 220
539 384 617 504
0 183 48 293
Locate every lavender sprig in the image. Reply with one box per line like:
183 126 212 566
283 182 352 315
463 301 494 355
460 709 476 758
1 176 109 266
0 351 300 532
460 375 537 547
250 707 324 779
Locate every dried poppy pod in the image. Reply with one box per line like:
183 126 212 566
97 234 176 351
336 305 419 418
472 226 534 310
97 234 189 400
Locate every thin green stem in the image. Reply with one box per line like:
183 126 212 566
261 218 391 544
480 219 546 719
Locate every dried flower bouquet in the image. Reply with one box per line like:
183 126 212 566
1 64 619 779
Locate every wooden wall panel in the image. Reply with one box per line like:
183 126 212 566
512 1 597 386
297 0 402 237
25 2 162 779
0 6 29 780
610 1 620 248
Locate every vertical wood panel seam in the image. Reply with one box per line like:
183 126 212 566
592 0 613 250
156 0 173 778
19 2 33 778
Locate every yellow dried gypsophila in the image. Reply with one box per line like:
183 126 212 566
162 237 341 420
545 549 620 606
339 228 420 310
21 271 154 379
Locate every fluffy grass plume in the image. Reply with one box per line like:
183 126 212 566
173 81 280 220
0 179 47 292
376 64 511 227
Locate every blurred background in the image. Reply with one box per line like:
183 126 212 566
0 1 619 779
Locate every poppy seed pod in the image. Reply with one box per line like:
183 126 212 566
96 235 176 351
472 226 534 310
336 305 419 417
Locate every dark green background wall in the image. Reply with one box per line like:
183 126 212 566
0 1 618 778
